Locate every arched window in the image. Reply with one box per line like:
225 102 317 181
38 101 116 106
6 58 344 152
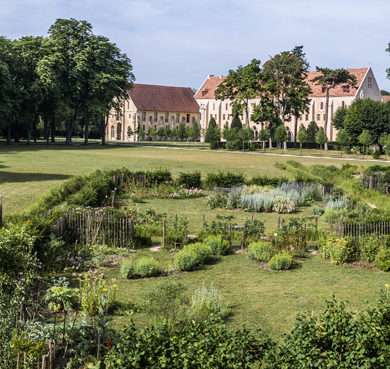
111 126 115 139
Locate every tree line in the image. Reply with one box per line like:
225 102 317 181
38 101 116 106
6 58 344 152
205 46 362 151
0 18 134 145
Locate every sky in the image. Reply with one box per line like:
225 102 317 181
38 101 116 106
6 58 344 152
1 0 390 91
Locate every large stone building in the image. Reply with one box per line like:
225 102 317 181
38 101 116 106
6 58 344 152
107 84 200 142
195 67 381 142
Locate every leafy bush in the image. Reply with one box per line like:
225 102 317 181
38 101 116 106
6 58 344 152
268 252 293 270
205 172 245 189
188 285 231 321
104 318 271 369
207 192 228 209
375 247 390 271
120 256 163 279
204 235 232 256
272 196 297 213
247 176 288 187
359 236 381 263
177 172 202 189
273 295 390 368
320 237 358 264
174 243 213 271
226 187 242 209
248 241 275 262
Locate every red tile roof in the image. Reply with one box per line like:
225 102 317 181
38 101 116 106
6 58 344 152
194 76 226 99
195 68 369 100
129 84 199 113
307 68 368 97
382 95 390 103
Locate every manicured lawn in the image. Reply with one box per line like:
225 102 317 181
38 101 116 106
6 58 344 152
1 144 388 215
106 250 390 337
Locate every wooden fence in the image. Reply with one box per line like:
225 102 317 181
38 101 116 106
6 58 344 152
332 221 390 238
53 208 134 247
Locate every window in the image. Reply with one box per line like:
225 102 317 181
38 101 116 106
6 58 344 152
149 116 153 123
182 116 186 123
368 77 373 88
201 89 208 97
320 102 324 110
111 126 115 139
342 85 350 93
223 114 226 120
154 112 158 122
226 103 229 111
186 114 190 123
317 114 321 121
142 112 146 121
321 86 326 93
305 114 309 121
176 113 180 123
192 116 196 123
165 112 169 122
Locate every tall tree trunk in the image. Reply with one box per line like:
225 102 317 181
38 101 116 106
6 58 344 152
65 120 72 145
84 115 89 145
293 115 298 144
101 114 108 145
50 115 56 143
324 88 330 150
43 115 49 145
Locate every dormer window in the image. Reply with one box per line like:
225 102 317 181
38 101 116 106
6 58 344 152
321 87 326 93
202 89 209 97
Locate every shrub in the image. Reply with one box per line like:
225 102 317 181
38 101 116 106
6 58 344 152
272 196 297 213
105 318 271 369
205 172 245 189
188 285 231 321
205 236 232 256
375 247 390 271
247 176 288 187
121 257 163 279
174 243 213 271
226 187 242 209
320 237 358 264
268 252 293 270
177 172 202 189
207 192 228 209
248 241 275 262
360 236 381 263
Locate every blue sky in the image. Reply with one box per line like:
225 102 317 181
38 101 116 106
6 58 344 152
1 0 390 90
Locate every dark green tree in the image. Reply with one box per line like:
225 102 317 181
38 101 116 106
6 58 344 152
306 121 319 143
315 127 327 149
205 117 220 149
297 124 308 150
333 106 347 130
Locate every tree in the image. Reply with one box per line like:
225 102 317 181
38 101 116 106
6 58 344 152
336 128 352 149
205 117 220 149
358 129 373 153
259 128 270 150
379 133 390 156
189 120 200 141
37 19 134 145
274 125 288 150
315 127 327 149
333 106 347 130
306 121 319 143
297 124 308 150
178 123 187 141
343 99 386 147
215 59 261 126
311 68 357 150
230 114 243 130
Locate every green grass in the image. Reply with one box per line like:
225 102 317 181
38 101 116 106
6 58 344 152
1 144 388 215
107 250 390 337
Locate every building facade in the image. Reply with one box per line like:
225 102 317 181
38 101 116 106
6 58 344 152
195 68 382 142
107 84 200 142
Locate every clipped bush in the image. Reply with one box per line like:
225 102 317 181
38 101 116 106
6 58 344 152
174 243 213 271
177 172 202 189
205 172 245 189
121 256 163 279
188 285 231 321
268 252 293 270
248 241 275 262
247 175 288 187
375 247 390 271
205 235 232 256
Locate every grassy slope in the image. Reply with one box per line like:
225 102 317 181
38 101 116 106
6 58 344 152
1 144 387 214
107 251 390 337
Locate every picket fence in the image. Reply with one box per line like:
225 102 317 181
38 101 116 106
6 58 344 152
53 207 134 247
332 221 390 238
